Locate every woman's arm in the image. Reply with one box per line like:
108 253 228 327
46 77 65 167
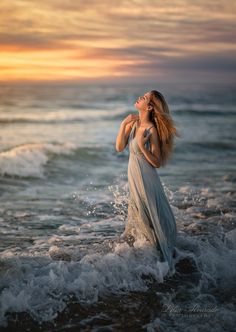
139 127 161 168
116 115 139 152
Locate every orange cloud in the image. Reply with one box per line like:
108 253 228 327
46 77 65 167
0 0 235 83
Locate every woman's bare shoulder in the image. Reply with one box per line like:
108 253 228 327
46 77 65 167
126 119 138 130
132 119 139 128
124 120 137 139
149 125 157 132
149 125 160 140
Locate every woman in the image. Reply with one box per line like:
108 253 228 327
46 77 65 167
115 90 180 273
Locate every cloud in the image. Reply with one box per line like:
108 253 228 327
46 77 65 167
0 32 67 50
0 0 235 83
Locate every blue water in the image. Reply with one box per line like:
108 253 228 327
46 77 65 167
0 82 235 330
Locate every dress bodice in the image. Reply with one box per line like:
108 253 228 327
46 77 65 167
129 121 153 155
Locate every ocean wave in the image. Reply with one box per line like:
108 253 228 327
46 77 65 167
110 107 236 121
172 109 236 116
0 239 172 327
176 141 236 153
0 230 235 329
0 109 110 125
0 117 86 125
171 103 236 112
165 102 236 116
0 142 77 178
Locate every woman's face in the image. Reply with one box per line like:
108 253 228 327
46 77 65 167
134 91 151 112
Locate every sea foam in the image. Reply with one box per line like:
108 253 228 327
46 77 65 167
0 142 77 178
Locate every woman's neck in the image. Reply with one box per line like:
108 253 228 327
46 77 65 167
138 113 152 127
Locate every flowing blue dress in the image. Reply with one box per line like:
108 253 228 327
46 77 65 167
121 121 177 272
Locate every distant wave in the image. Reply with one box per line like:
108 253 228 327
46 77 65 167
0 142 77 178
2 105 234 125
171 103 236 112
173 109 236 116
0 117 87 125
112 110 135 120
111 106 236 121
0 109 110 125
193 141 236 151
176 141 236 153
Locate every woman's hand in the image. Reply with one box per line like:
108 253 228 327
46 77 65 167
121 114 139 126
136 129 151 149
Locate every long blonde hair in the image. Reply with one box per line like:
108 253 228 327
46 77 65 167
148 90 181 167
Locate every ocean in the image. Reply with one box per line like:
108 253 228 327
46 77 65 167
0 82 235 331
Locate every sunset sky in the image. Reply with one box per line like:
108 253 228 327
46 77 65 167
0 0 235 84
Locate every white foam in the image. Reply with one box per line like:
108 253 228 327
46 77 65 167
0 142 76 177
0 240 170 327
58 224 81 234
142 232 236 331
0 109 109 123
0 230 235 328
